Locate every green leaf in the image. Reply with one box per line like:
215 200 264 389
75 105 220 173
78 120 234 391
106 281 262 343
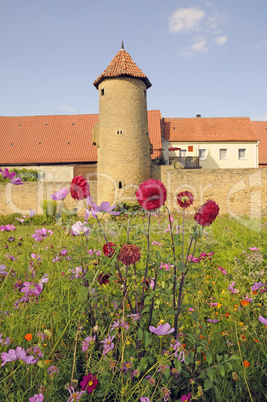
138 356 148 372
143 331 151 347
226 362 233 371
174 358 182 373
207 368 215 382
136 327 143 340
218 364 225 377
229 355 240 361
204 378 213 391
216 354 223 363
206 352 213 365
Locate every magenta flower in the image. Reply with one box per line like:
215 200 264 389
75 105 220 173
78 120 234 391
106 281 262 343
26 346 43 360
47 365 59 375
50 188 69 201
0 168 23 185
194 199 219 226
207 319 219 324
249 247 259 251
80 373 99 393
218 266 227 275
29 208 35 218
149 323 174 336
85 196 120 219
32 228 53 242
140 397 151 402
0 334 10 346
29 393 44 402
258 316 267 325
180 393 191 402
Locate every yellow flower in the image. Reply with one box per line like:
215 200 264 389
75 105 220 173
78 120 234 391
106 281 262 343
239 322 244 326
222 290 225 294
217 303 222 309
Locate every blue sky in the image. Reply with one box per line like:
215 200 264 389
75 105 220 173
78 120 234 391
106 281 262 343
1 0 266 120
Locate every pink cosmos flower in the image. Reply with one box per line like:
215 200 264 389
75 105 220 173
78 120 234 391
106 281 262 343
81 335 96 352
0 265 8 276
140 397 150 402
228 282 239 294
29 393 44 402
149 323 174 336
218 266 227 275
85 196 120 219
1 346 37 366
249 247 259 251
0 168 23 185
100 334 115 355
71 221 90 236
0 224 16 232
67 386 85 402
32 228 53 242
207 319 219 323
252 281 265 292
29 208 35 218
258 316 267 325
50 188 69 201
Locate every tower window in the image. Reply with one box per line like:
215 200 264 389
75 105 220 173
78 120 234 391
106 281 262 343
101 88 105 96
144 89 146 98
115 129 125 135
118 181 122 189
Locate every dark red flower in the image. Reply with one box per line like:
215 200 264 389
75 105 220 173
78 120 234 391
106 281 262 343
97 273 111 285
136 179 167 210
177 191 194 208
80 373 98 394
103 242 116 257
117 244 141 265
194 199 219 226
70 175 90 200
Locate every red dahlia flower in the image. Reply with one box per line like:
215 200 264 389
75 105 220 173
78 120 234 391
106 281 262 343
136 179 167 210
177 191 194 208
70 175 90 200
80 373 98 394
103 242 116 257
117 244 141 265
194 199 219 226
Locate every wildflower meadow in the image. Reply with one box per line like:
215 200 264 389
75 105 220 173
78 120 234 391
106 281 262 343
0 169 266 401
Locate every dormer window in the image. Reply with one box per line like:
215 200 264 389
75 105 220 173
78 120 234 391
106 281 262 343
101 88 105 96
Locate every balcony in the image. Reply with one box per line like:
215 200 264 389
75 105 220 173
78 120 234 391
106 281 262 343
169 156 201 169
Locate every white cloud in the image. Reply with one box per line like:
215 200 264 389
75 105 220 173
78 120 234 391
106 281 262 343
169 5 228 56
57 104 76 112
169 7 205 33
213 35 228 45
256 39 267 49
191 39 208 53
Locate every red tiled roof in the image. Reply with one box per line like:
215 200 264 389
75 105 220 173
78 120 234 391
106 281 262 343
93 48 152 89
163 117 258 142
0 111 162 165
251 121 267 164
0 115 98 165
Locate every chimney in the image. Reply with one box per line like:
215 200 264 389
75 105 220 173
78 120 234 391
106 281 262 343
196 114 201 118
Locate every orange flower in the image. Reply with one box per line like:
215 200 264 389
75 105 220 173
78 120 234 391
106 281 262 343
239 334 247 342
243 360 250 368
199 335 205 339
225 312 230 318
252 290 257 295
240 300 249 306
25 333 32 341
253 338 259 343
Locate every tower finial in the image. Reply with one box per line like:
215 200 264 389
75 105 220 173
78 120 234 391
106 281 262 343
121 40 124 50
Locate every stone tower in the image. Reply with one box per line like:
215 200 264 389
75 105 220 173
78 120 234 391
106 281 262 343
92 43 152 205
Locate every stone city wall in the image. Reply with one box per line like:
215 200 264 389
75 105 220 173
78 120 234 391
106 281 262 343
1 168 267 223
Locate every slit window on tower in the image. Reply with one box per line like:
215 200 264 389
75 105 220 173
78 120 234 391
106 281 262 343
119 181 122 189
101 88 104 96
115 129 125 135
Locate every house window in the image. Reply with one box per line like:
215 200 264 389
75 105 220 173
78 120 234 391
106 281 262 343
238 149 246 159
199 149 207 160
188 146 193 152
219 149 228 160
179 149 187 157
101 88 105 96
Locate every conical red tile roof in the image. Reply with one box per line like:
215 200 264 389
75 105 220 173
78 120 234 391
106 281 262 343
93 48 152 89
